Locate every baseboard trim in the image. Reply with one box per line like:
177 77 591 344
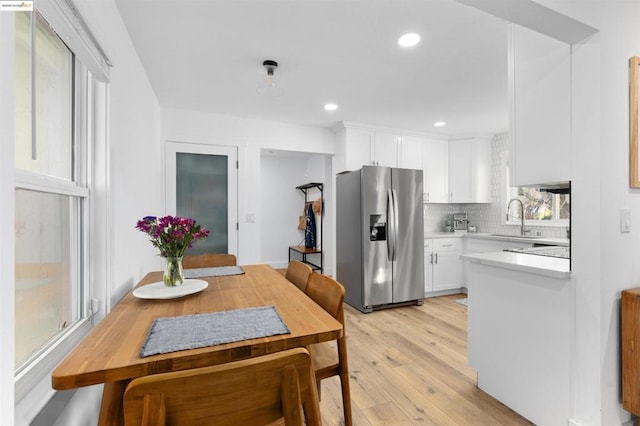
424 288 466 298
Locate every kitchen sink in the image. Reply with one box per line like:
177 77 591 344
504 245 570 259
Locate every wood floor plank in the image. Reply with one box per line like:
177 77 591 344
391 363 499 425
317 293 532 425
361 401 415 425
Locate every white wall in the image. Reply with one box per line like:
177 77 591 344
582 4 639 425
534 1 640 424
161 109 336 270
87 0 163 307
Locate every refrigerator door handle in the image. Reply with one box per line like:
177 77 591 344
391 189 399 261
386 189 396 261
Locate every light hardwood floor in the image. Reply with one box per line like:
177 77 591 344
317 294 532 425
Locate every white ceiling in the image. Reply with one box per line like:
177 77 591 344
114 0 509 137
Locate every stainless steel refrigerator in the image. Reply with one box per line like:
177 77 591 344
336 166 424 313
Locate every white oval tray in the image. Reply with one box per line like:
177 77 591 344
133 279 208 300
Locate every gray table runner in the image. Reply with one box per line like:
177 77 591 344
183 265 245 278
140 306 290 357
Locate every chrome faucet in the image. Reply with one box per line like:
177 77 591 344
507 198 530 236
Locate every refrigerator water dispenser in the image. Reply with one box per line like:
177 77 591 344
370 214 387 241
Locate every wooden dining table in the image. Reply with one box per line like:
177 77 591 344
51 264 342 425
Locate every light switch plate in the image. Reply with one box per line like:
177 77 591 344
621 208 631 233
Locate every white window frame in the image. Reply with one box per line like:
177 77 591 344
12 1 111 421
500 151 570 228
14 10 91 402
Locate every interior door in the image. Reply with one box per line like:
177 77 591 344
165 142 238 256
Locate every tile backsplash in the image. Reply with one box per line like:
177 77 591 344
424 133 568 239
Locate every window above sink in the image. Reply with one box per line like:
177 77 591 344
501 152 570 228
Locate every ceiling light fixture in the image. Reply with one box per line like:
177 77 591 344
257 59 284 98
398 32 421 48
324 103 338 111
434 121 446 127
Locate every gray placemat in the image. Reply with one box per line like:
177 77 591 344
183 265 245 278
140 306 290 357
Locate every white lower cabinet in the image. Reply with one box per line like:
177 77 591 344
424 238 461 294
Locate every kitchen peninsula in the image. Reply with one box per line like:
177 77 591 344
461 250 572 425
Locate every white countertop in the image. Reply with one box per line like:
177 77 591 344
460 251 571 279
425 231 465 239
425 232 570 247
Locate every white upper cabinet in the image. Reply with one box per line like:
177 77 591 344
336 126 373 172
448 138 491 203
449 139 473 203
398 135 424 170
335 123 489 204
473 139 492 203
508 24 571 186
423 139 448 203
372 132 399 167
335 126 401 170
400 135 450 204
400 135 449 204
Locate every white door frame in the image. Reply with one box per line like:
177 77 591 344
165 141 238 256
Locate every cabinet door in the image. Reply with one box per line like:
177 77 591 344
448 139 473 203
424 250 433 293
432 250 461 291
508 24 571 186
471 138 492 203
447 139 491 203
399 135 424 170
424 240 434 294
373 132 398 167
423 139 448 203
344 128 373 170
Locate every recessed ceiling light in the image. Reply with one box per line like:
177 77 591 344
398 33 421 48
324 103 338 111
434 121 446 127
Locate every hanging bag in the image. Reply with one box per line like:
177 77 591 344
297 202 310 230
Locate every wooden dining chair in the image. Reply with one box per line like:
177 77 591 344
182 253 237 269
123 348 321 426
285 260 313 292
305 272 353 426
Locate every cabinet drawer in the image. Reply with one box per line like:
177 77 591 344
433 238 460 252
424 239 433 251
